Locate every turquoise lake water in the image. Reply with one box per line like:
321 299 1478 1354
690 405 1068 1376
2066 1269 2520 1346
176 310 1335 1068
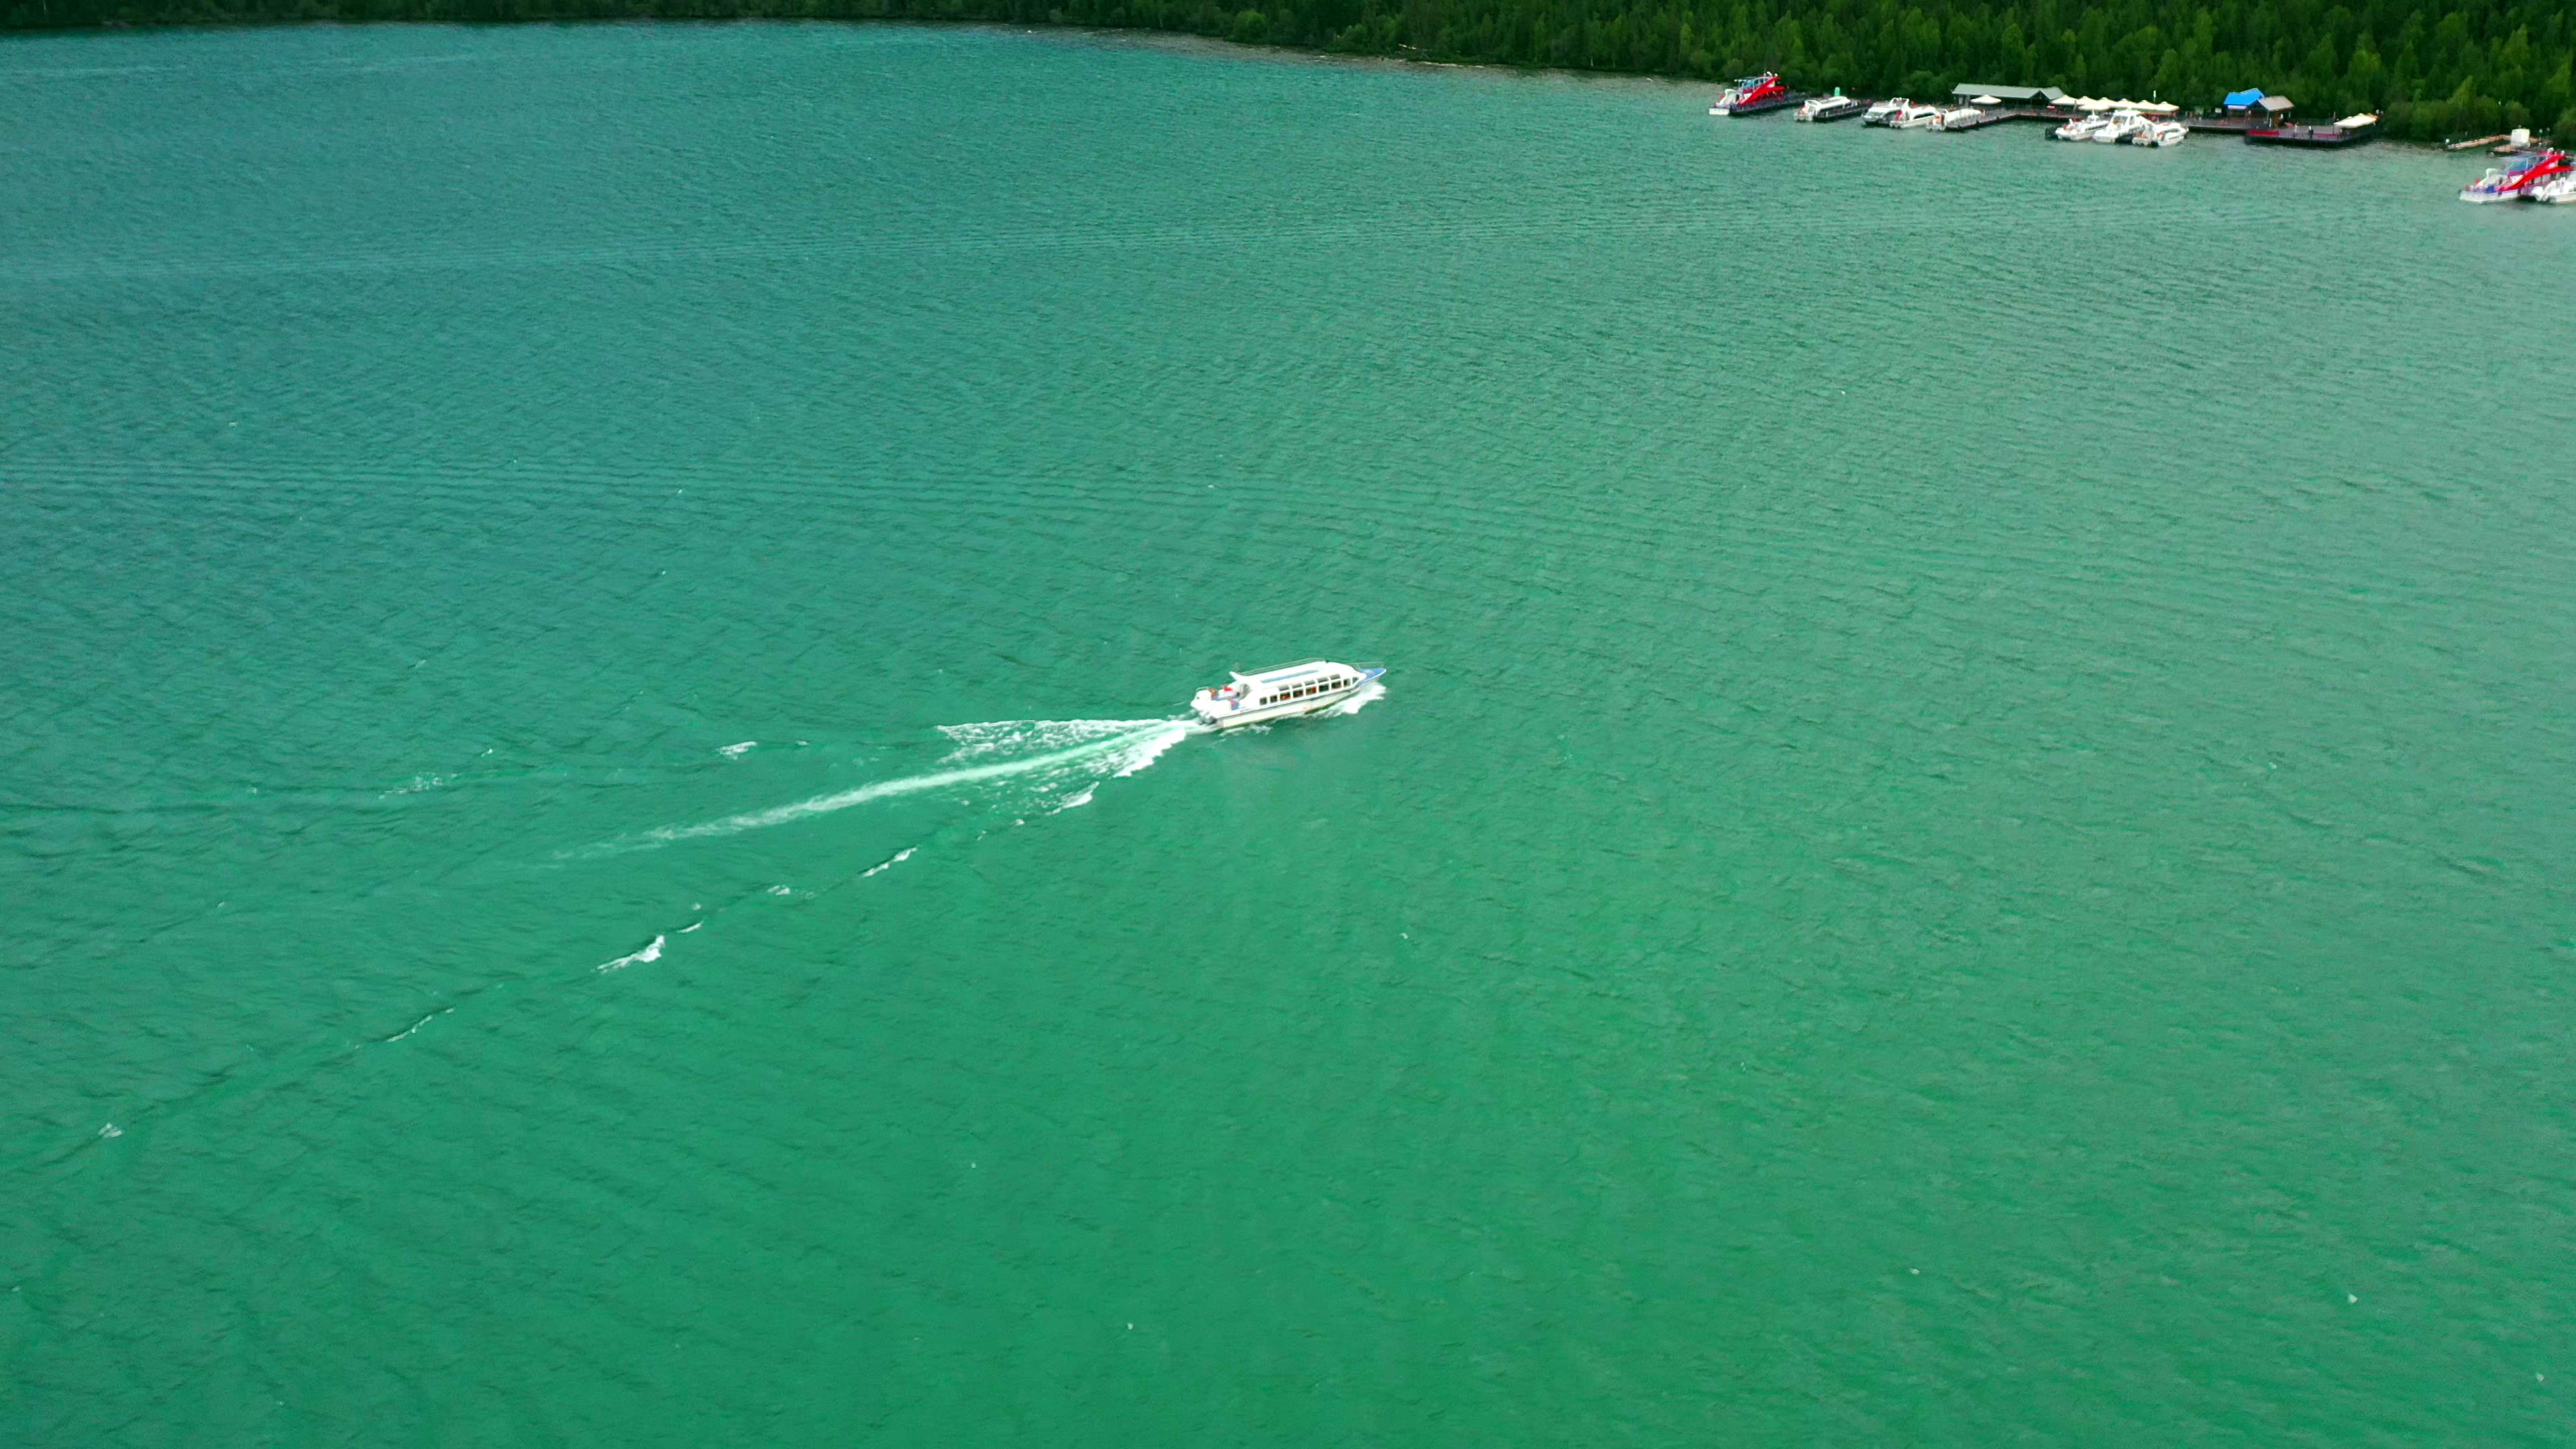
5 21 2574 1444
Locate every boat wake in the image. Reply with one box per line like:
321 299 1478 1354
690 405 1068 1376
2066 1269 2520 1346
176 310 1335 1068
1326 679 1389 718
604 717 1195 853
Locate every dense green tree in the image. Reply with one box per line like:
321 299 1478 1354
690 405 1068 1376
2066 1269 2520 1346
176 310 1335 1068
7 0 2570 141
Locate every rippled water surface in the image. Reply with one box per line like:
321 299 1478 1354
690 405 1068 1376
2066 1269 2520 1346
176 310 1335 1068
6 22 2574 1445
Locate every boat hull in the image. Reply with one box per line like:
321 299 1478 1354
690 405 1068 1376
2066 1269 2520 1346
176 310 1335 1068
1201 695 1346 729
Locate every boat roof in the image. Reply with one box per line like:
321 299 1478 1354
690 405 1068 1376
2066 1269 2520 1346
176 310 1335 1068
1953 83 2064 102
1233 659 1354 685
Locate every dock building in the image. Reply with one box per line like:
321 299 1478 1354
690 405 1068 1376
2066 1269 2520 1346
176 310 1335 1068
1951 84 2068 106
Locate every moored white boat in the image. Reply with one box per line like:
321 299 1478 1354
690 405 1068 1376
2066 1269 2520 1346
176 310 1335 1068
2053 113 2111 141
1931 105 1984 129
2093 109 2146 142
2130 117 2188 146
1797 94 1864 122
1191 661 1385 729
1888 100 1945 129
1861 98 1907 127
2460 166 2521 203
2532 170 2576 203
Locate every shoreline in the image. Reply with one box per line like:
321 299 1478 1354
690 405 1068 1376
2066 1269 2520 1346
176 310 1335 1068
1 15 2503 157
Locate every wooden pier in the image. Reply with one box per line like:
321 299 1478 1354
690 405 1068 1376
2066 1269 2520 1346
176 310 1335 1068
1773 97 2365 148
1931 107 2034 131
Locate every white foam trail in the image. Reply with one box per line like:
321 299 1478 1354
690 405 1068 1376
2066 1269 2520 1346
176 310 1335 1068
1113 725 1191 776
1328 680 1389 718
619 719 1192 849
382 1006 453 1042
719 741 756 758
596 934 666 973
861 847 917 877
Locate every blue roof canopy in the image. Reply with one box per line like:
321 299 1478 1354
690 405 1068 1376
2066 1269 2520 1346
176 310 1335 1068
2222 89 2266 107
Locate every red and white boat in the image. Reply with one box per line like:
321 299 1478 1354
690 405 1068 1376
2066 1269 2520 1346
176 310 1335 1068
2461 150 2573 203
1711 73 1795 116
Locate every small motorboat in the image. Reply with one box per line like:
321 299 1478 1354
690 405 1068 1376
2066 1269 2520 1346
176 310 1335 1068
1931 105 1984 130
1888 100 1946 129
1797 94 1865 123
2532 170 2576 204
2053 113 2112 142
2461 150 2572 202
1191 661 1385 729
2130 118 2189 147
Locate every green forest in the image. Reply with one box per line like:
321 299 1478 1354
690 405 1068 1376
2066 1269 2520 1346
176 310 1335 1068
9 0 2572 142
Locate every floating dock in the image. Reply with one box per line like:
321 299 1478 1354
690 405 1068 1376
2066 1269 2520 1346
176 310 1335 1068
1931 108 2029 131
1723 92 1808 117
2247 122 2377 147
1731 91 2396 154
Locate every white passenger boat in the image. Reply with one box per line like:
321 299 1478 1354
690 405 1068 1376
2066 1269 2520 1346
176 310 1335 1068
2053 113 2111 141
1191 660 1385 729
1889 101 1945 129
1931 105 1984 130
1861 97 1908 127
2130 118 2189 146
2094 109 2147 142
2533 170 2576 203
1797 94 1864 122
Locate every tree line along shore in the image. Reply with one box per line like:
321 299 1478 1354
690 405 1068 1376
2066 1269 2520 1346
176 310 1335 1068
7 0 2569 145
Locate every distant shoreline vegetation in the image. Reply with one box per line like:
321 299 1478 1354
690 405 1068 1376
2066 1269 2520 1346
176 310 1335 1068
7 0 2569 144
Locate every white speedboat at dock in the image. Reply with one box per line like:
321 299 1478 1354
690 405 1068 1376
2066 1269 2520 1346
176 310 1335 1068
1191 660 1384 729
2094 109 2146 142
